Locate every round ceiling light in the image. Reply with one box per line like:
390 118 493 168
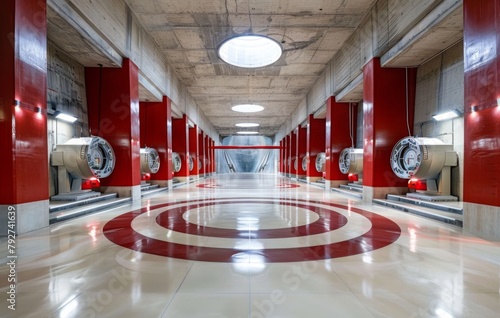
237 131 259 135
231 104 264 113
218 35 282 68
235 123 260 127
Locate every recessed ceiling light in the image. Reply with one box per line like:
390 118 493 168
235 123 260 127
237 131 259 135
231 104 264 113
218 35 282 68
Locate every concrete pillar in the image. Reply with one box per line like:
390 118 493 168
0 0 49 235
85 59 141 200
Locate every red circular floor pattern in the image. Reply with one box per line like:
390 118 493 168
196 182 300 188
155 201 347 238
103 198 401 262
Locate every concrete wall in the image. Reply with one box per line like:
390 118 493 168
275 0 446 141
47 41 88 196
414 41 464 199
53 0 218 141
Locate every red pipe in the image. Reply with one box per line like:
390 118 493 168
213 145 282 149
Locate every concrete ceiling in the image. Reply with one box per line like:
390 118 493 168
47 0 463 137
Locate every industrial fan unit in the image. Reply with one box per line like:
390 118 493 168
390 137 458 201
172 152 182 173
51 136 115 200
140 147 160 175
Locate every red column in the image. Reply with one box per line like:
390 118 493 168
1 0 49 235
85 59 141 200
307 115 326 182
189 124 199 179
283 135 290 177
290 130 297 177
362 57 416 200
463 0 500 240
204 135 210 175
296 126 307 179
139 96 172 188
286 134 292 176
282 137 287 175
210 138 215 173
198 130 206 176
172 115 190 182
325 97 357 188
279 139 284 174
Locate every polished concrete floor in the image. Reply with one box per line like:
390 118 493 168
1 174 500 317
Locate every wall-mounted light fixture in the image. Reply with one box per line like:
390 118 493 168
55 111 78 123
432 109 461 121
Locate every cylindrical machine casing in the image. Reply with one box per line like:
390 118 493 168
302 156 308 172
140 147 160 174
339 148 363 174
188 155 194 172
315 152 326 172
172 152 182 173
390 137 455 179
52 136 115 179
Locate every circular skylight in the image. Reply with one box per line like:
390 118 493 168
231 104 264 113
235 123 260 127
218 35 282 68
237 131 259 135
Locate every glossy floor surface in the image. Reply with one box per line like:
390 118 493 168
1 174 500 317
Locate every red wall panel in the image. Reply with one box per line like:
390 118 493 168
307 115 326 177
290 130 297 175
325 97 356 181
172 115 189 177
85 59 141 187
362 58 416 188
189 125 199 176
0 0 48 204
296 126 307 176
139 96 172 181
463 0 500 206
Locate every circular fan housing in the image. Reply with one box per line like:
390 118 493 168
339 148 363 175
172 152 182 173
54 137 115 179
315 152 326 173
140 148 160 174
302 156 308 172
390 137 454 179
188 155 194 172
